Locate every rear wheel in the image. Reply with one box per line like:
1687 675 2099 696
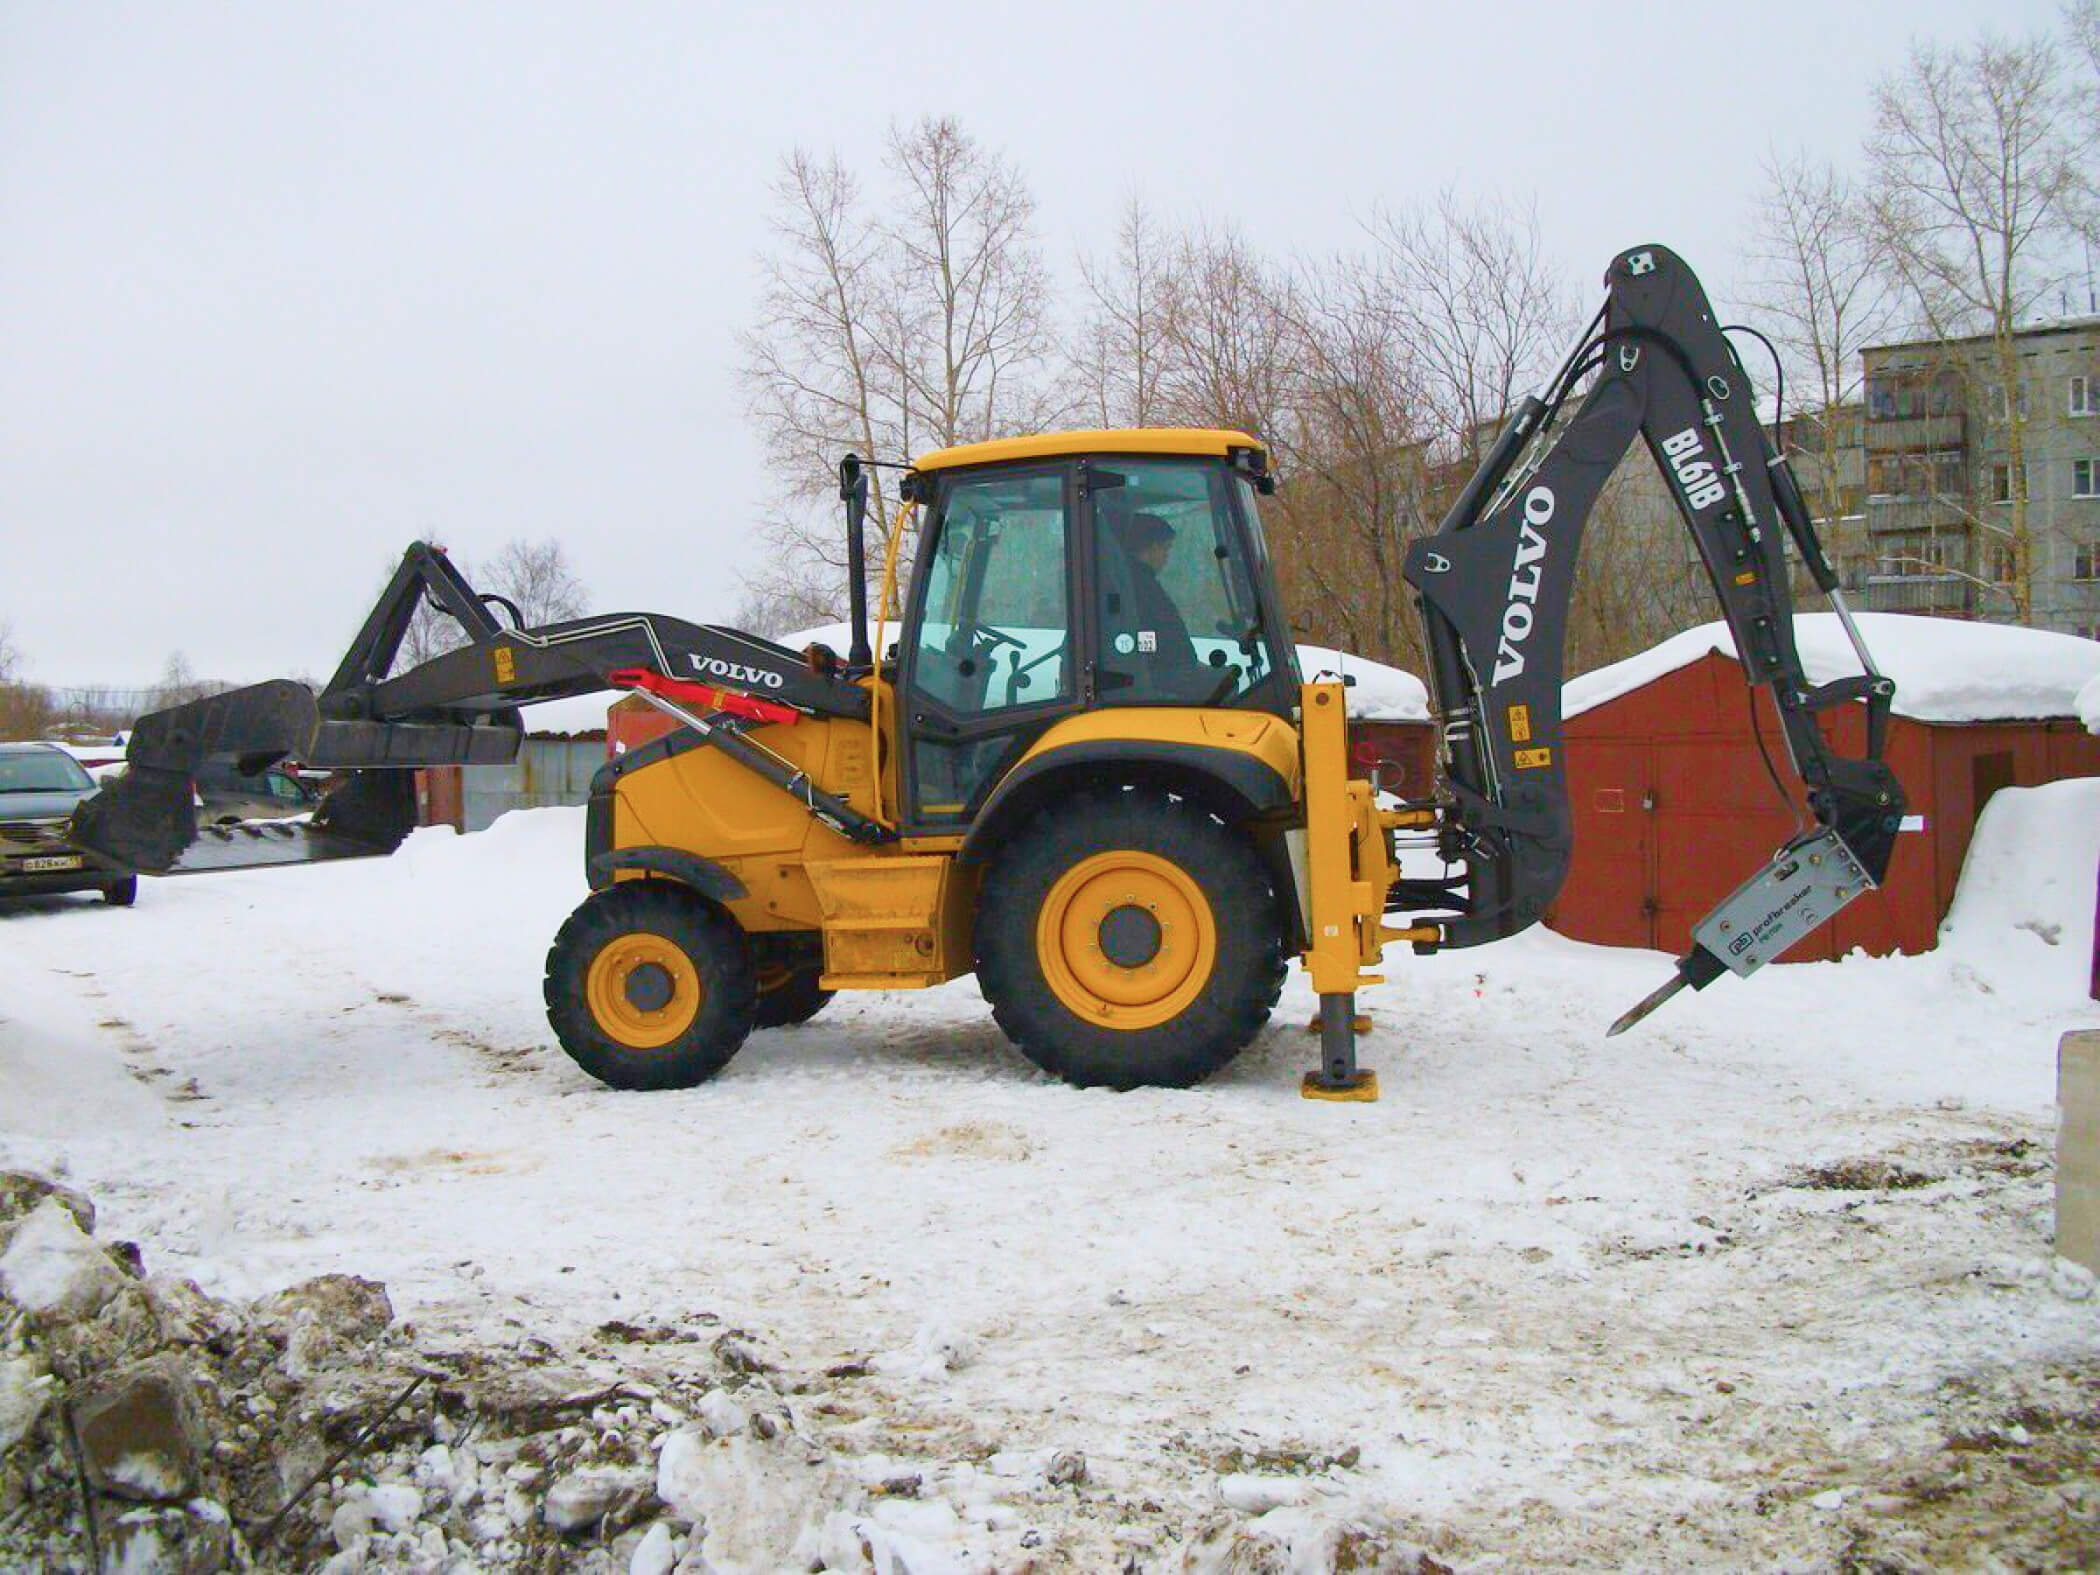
544 883 756 1090
102 876 137 907
975 790 1285 1090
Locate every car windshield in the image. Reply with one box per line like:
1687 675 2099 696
0 752 94 794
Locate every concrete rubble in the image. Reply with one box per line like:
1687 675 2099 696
1 1166 1463 1572
0 1169 943 1572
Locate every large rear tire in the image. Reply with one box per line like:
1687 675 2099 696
544 883 756 1091
975 789 1285 1090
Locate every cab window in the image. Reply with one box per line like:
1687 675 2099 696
905 467 1073 823
1092 459 1276 703
910 469 1071 717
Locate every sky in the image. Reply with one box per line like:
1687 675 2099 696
0 0 2071 688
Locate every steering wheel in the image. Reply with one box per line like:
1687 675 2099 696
968 624 1027 654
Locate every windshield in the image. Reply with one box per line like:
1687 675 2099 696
0 751 94 794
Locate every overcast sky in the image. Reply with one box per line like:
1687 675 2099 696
1 0 2068 687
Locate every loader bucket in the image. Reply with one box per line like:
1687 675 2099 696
69 678 518 876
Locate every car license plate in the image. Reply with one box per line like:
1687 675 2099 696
21 854 83 873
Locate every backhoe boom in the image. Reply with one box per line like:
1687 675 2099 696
1400 244 1906 1017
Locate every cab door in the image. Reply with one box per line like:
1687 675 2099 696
897 463 1081 830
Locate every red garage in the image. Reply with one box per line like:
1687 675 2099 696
1546 615 2100 963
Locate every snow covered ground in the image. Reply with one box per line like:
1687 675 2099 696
4 786 2099 1568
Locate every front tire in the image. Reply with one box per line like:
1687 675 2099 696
544 882 756 1090
975 789 1285 1090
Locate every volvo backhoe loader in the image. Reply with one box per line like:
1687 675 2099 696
73 245 1906 1099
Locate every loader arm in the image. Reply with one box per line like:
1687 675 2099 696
72 543 884 875
1400 244 1906 1026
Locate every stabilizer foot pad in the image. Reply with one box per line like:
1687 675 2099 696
1301 1070 1379 1102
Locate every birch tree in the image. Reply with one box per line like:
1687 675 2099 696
738 120 1054 632
1867 29 2083 622
1076 198 1180 428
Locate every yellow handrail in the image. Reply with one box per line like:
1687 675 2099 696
868 499 916 828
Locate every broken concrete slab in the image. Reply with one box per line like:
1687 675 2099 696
0 1171 94 1243
74 1353 204 1502
0 1196 128 1321
543 1464 651 1532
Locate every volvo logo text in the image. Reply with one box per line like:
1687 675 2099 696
1490 486 1553 686
691 656 785 690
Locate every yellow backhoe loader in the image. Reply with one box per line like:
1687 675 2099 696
73 245 1907 1098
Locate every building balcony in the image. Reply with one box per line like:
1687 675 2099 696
1864 497 1973 535
1855 574 1980 615
1863 413 1966 453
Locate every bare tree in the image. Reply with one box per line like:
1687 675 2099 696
1868 28 2084 621
153 651 214 709
1270 257 1425 667
1741 151 1901 589
738 119 1055 625
1366 192 1572 469
1153 221 1300 446
1076 197 1180 428
482 538 588 629
884 116 1058 448
742 151 897 515
1261 195 1574 672
0 623 54 740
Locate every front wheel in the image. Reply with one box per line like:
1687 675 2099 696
544 883 756 1090
975 789 1285 1090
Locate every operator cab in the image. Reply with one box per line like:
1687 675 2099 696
896 429 1298 830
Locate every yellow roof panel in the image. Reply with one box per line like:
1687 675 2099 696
911 427 1264 473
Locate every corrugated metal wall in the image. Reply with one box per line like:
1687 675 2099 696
456 739 605 832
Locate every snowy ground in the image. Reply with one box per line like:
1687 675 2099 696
4 787 2099 1568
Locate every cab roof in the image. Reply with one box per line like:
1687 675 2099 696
910 427 1265 474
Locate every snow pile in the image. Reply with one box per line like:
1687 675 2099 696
1567 614 2100 722
1938 779 2100 982
2080 670 2100 734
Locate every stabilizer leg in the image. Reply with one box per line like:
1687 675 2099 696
1302 990 1378 1101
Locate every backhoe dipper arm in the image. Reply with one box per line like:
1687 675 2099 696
1401 245 1906 1024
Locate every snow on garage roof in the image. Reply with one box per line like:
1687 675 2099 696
1565 614 2100 724
1294 645 1429 721
2080 671 2100 734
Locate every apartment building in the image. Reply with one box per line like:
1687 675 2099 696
1858 319 2100 639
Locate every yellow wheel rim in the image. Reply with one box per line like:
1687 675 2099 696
1036 850 1217 1031
584 931 703 1050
